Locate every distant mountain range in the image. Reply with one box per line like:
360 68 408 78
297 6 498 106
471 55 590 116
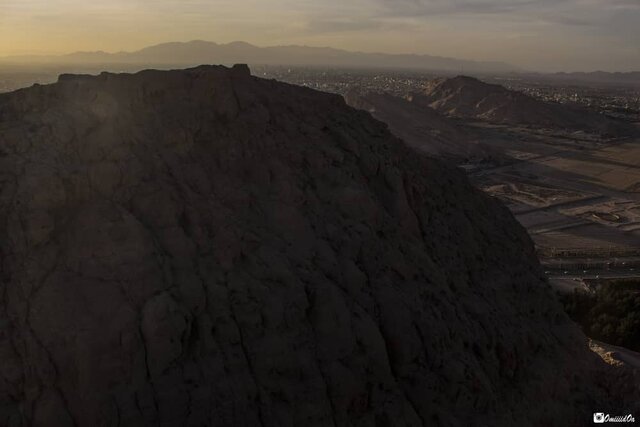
0 40 518 74
3 41 638 85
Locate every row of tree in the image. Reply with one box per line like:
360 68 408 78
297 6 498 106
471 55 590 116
561 280 640 351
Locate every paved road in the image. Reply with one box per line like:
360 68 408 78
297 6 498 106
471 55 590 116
546 268 640 280
514 195 607 216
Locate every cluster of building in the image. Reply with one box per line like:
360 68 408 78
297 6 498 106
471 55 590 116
255 66 640 123
253 65 435 97
495 79 640 122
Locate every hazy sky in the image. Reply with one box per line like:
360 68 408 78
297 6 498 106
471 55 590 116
0 0 638 71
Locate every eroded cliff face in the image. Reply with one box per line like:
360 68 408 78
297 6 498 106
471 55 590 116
0 65 631 426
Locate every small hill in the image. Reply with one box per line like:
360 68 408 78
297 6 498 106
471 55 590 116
416 76 636 137
345 91 506 164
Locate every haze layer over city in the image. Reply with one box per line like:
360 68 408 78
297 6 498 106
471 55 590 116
0 1 639 426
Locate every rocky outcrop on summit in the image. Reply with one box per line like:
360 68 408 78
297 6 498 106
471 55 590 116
416 76 636 137
345 91 506 164
0 65 635 427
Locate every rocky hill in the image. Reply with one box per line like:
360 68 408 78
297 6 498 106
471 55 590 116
345 91 506 164
0 65 635 426
416 76 636 136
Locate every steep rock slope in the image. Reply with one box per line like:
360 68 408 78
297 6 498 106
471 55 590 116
417 76 636 136
344 91 506 164
0 65 633 426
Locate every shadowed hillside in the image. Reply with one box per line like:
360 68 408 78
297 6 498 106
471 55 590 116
345 91 507 164
0 65 635 426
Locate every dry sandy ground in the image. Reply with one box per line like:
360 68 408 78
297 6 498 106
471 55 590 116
471 128 640 254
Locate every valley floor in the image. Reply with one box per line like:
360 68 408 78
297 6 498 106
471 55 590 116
467 125 640 282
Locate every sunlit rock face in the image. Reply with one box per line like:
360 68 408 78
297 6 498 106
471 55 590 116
0 65 632 427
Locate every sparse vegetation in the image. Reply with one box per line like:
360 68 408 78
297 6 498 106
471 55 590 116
561 280 640 351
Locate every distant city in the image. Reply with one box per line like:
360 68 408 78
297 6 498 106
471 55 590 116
495 78 640 122
252 66 640 123
2 65 639 126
